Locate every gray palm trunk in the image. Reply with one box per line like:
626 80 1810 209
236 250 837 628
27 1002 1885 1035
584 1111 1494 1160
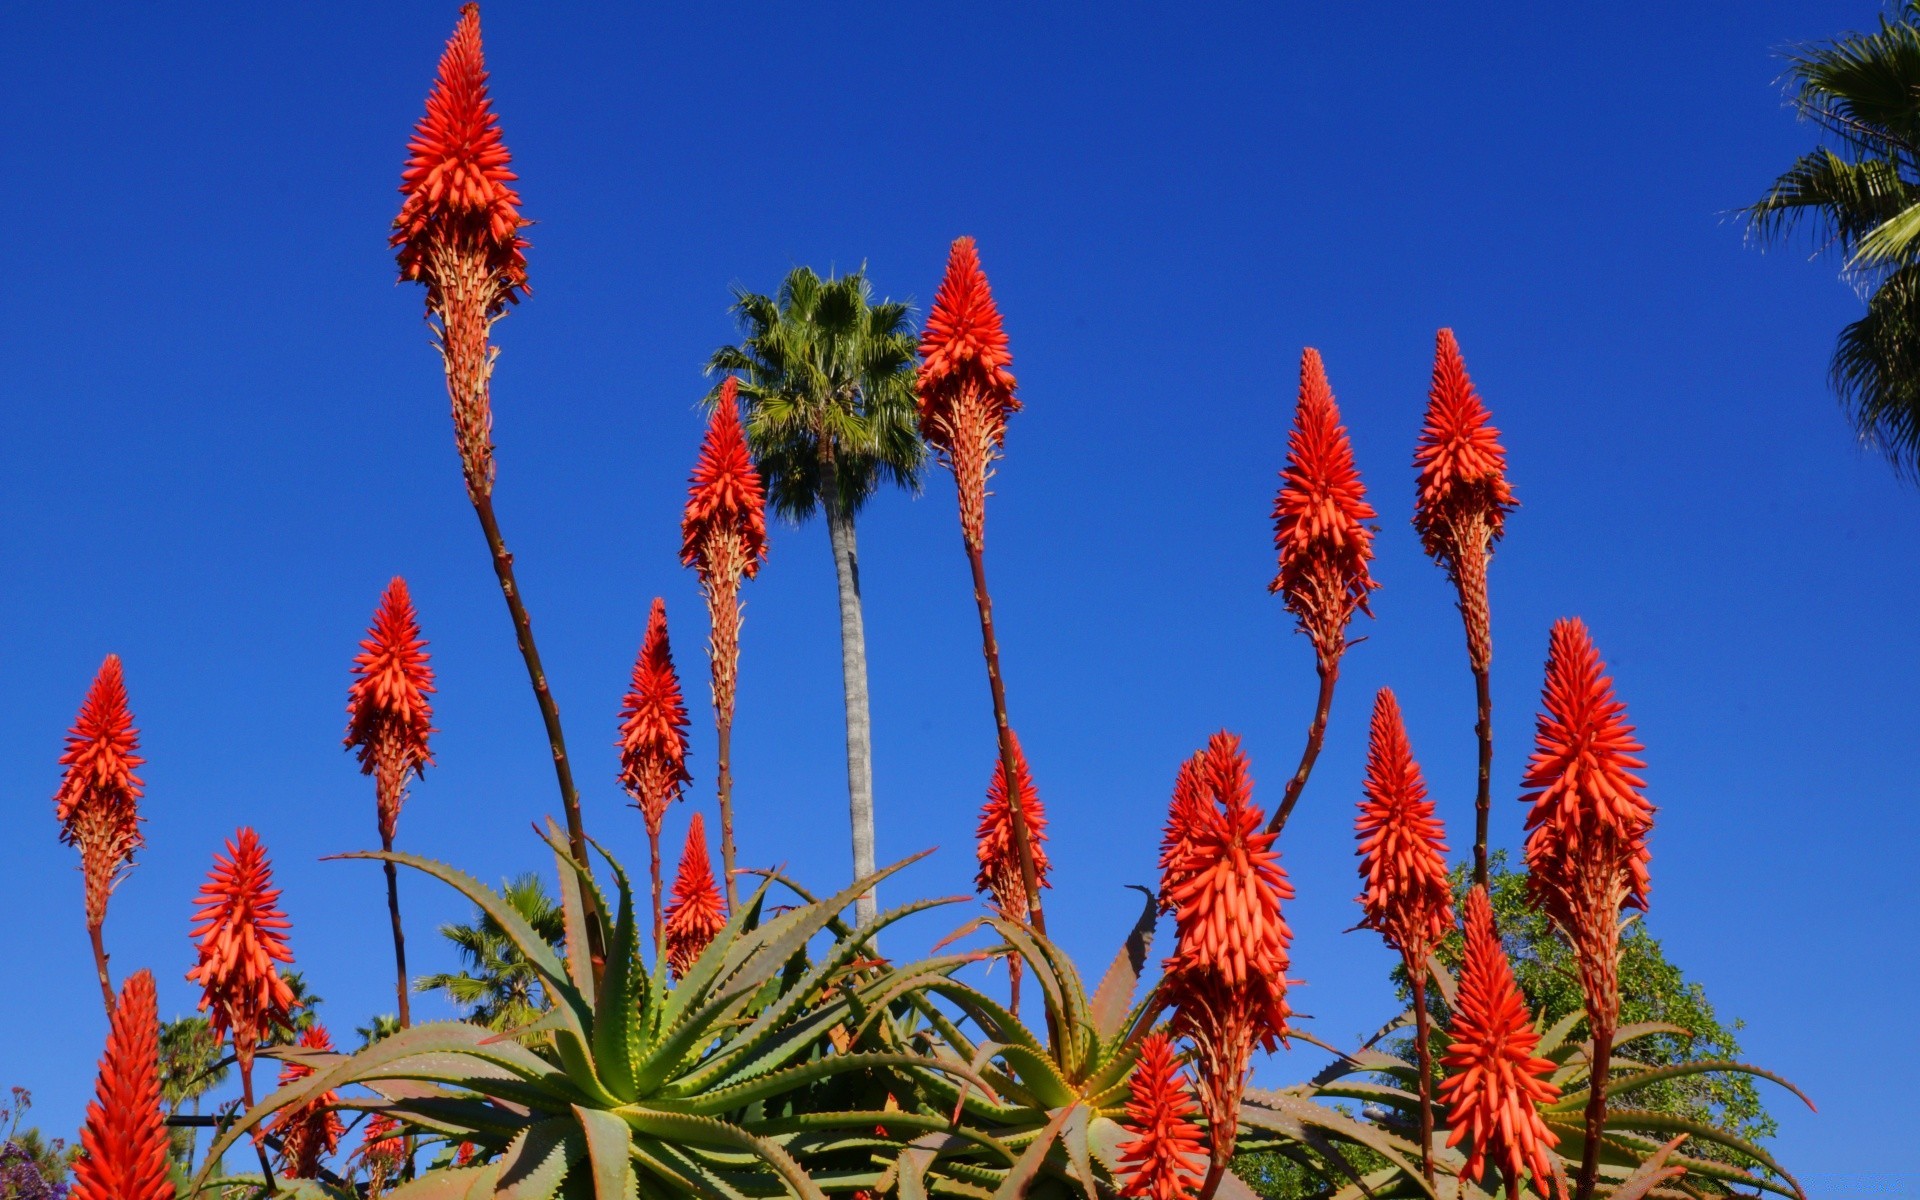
823 484 878 925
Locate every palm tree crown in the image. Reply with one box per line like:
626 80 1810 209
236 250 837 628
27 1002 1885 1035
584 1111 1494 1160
415 874 564 1032
707 266 925 518
1748 2 1920 476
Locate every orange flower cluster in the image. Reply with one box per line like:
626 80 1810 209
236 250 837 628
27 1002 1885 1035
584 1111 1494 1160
271 1025 345 1180
185 828 297 1075
1116 1032 1207 1200
54 655 146 930
1353 689 1452 962
70 971 173 1200
619 597 692 837
681 377 769 724
1270 349 1377 669
1155 754 1206 913
973 734 1051 923
358 1113 406 1192
1157 733 1293 1177
1413 330 1516 673
917 237 1020 552
664 813 727 978
346 578 437 844
1438 887 1561 1199
392 3 530 499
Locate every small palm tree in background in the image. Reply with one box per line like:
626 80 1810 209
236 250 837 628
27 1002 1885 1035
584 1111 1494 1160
158 1016 227 1172
1749 2 1920 477
708 266 925 924
415 873 564 1031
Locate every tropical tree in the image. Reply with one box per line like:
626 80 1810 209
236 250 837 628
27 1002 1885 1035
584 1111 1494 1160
1747 2 1920 477
414 872 564 1031
157 1016 228 1173
707 266 925 923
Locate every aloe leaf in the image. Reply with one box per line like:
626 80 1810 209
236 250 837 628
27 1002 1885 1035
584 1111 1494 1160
573 1105 639 1200
619 1108 825 1200
1420 952 1458 1012
1312 1081 1421 1110
987 921 1081 1054
1356 1006 1416 1053
752 1113 1017 1167
546 820 599 1000
988 1103 1075 1200
678 1052 992 1118
630 983 762 1097
343 1096 534 1139
1305 1039 1411 1086
381 1163 506 1200
921 980 1048 1057
1607 1135 1688 1200
1542 1119 1801 1200
496 1117 584 1200
1550 1059 1814 1115
1241 1090 1435 1200
1592 1108 1800 1191
659 875 780 1028
628 1137 750 1200
1535 1009 1584 1056
1060 1105 1100 1200
993 1043 1077 1110
590 844 642 1102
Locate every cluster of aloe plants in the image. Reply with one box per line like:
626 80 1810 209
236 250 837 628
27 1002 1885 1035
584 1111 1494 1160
41 8 1815 1200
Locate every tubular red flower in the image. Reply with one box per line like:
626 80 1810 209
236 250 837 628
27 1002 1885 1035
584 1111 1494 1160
358 1113 406 1188
1354 689 1452 962
1116 1032 1207 1200
54 655 146 930
71 970 173 1200
1271 349 1378 667
271 1026 344 1180
973 733 1051 921
185 828 297 1076
345 578 437 844
619 597 693 836
1438 887 1561 1199
391 3 528 311
1413 330 1515 673
664 813 727 979
917 237 1020 551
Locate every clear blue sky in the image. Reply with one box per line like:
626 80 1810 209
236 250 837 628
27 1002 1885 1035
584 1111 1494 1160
2 2 1911 1190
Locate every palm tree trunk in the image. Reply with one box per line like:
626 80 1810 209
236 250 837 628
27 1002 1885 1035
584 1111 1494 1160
823 494 879 926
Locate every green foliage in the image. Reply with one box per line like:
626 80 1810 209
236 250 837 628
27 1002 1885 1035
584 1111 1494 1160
707 266 925 521
160 1016 230 1110
415 872 565 1033
357 1014 402 1047
1745 0 1920 477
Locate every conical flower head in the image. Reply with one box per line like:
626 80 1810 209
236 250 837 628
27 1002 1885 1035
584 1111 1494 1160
1116 1032 1206 1200
71 970 173 1200
917 237 1020 551
1271 349 1378 666
346 578 437 844
359 1113 406 1187
680 377 770 579
974 733 1051 921
664 813 727 979
1354 689 1452 961
1413 329 1515 562
619 597 692 835
1155 753 1207 913
1438 887 1561 1197
392 2 528 311
54 655 146 928
271 1026 344 1180
186 828 297 1074
1520 619 1653 922
1161 733 1294 990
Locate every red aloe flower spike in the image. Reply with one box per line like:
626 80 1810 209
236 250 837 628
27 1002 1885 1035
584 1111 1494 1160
1438 886 1562 1200
1155 753 1207 914
1116 1032 1207 1200
917 236 1019 554
1353 687 1452 1184
186 828 297 1082
54 654 146 1013
1267 349 1377 836
663 813 728 980
270 1026 344 1180
1159 734 1294 1195
393 2 530 502
359 1113 406 1193
346 578 437 846
973 733 1051 920
70 970 173 1200
620 596 693 950
681 375 768 909
1519 619 1652 1200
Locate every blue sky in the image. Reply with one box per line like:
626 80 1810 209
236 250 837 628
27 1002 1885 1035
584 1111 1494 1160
1 1 1912 1189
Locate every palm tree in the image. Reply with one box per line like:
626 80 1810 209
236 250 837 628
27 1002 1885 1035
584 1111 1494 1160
707 267 925 925
1748 3 1920 477
415 874 564 1032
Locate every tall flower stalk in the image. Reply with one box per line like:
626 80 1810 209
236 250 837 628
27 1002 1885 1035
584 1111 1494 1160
71 970 173 1200
53 655 145 1015
1413 330 1517 886
1158 733 1293 1200
1353 689 1452 1184
1520 620 1654 1200
1267 349 1378 835
917 236 1046 933
619 596 693 950
344 578 436 1028
973 733 1050 1012
681 376 769 908
391 7 598 930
